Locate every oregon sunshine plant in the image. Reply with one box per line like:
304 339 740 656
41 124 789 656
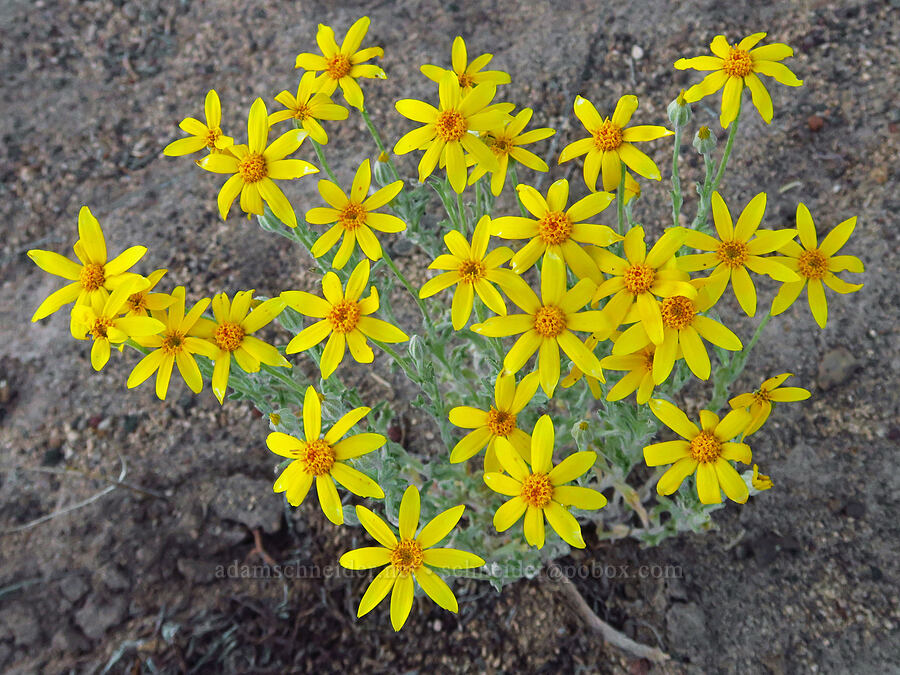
29 19 863 632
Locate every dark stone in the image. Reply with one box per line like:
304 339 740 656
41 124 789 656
74 595 128 640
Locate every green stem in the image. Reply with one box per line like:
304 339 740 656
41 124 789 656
616 161 626 235
671 126 683 228
711 102 741 192
474 300 505 366
709 310 771 410
456 192 468 236
311 140 339 183
428 178 461 231
691 102 741 231
509 165 528 217
381 248 433 336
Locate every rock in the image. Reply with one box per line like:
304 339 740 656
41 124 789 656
99 564 131 592
0 603 41 647
210 475 282 534
74 595 128 640
631 44 644 61
0 644 9 667
665 602 707 657
750 533 802 566
59 574 90 603
818 347 859 390
843 500 866 519
51 625 90 654
177 558 220 585
807 115 825 132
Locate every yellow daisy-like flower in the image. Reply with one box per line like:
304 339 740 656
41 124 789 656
466 108 555 196
644 399 752 504
675 32 803 128
559 95 673 192
419 215 527 331
612 283 742 383
268 71 350 144
283 260 408 378
484 415 606 549
600 344 662 404
591 225 693 343
122 269 173 318
305 159 405 269
421 35 511 94
448 371 540 472
393 74 507 193
28 206 147 331
197 98 318 228
491 178 620 282
294 17 386 110
751 464 774 491
678 192 799 316
473 254 607 397
191 291 290 404
126 287 218 400
560 333 605 399
770 204 864 328
267 386 384 525
340 485 485 631
71 280 164 371
163 89 234 156
729 373 810 437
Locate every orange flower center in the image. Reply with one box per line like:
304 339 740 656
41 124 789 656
752 387 772 404
338 202 367 230
238 152 267 183
457 72 475 89
162 330 186 355
390 539 424 574
723 48 754 78
127 291 147 314
325 54 352 80
435 110 468 142
293 102 311 121
623 263 655 295
215 322 245 352
660 296 696 330
533 305 566 338
205 127 222 148
79 263 106 291
520 473 553 508
302 438 335 476
797 249 828 280
689 431 722 463
538 211 573 245
641 347 655 373
592 120 623 152
488 134 513 156
458 259 486 283
486 407 516 437
717 239 748 268
327 299 361 333
90 317 113 340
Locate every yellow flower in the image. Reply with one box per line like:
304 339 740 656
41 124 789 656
466 108 555 196
491 178 620 282
675 32 803 128
472 254 607 397
197 98 318 228
591 225 694 344
729 373 810 437
678 192 799 316
28 206 147 332
191 291 290 404
561 333 604 399
305 159 405 269
294 17 386 110
340 485 484 631
283 260 408 378
751 464 774 491
419 215 528 330
393 74 507 193
420 35 511 94
126 287 218 400
267 386 384 524
448 371 540 472
163 90 234 157
770 204 863 328
612 282 742 383
600 344 663 404
123 269 173 318
644 399 752 504
268 71 350 144
484 415 606 549
559 95 673 192
71 280 164 371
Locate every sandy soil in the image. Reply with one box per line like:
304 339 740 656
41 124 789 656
1 0 898 672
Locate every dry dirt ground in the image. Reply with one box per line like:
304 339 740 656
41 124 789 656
1 0 899 673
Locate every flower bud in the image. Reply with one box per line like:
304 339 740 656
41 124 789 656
667 90 692 128
693 125 717 154
372 151 394 187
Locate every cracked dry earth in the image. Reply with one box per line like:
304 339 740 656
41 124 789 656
1 1 898 673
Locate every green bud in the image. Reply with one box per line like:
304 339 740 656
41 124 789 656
667 90 692 128
372 151 395 187
693 125 717 154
